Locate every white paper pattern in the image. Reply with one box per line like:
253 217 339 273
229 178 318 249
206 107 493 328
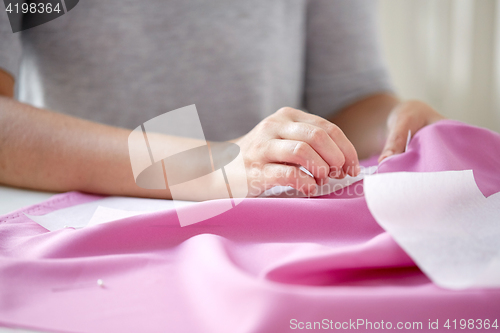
86 206 145 227
364 170 500 289
26 197 196 231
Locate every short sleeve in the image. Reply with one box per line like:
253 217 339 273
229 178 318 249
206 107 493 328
304 0 393 117
0 7 22 84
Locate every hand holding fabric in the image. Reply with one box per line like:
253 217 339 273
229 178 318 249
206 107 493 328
379 100 445 162
235 107 360 197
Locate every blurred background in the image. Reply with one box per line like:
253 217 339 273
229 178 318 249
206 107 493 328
378 0 500 133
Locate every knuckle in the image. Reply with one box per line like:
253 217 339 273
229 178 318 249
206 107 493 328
277 107 295 117
292 142 306 156
261 143 273 160
254 140 266 151
308 128 327 144
326 123 342 138
258 117 274 131
333 154 346 167
292 142 309 158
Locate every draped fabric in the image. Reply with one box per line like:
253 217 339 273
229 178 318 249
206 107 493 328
0 120 499 332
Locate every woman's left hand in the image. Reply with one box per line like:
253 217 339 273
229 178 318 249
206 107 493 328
379 100 446 162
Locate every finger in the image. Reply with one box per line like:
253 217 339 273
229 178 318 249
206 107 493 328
277 108 360 176
261 163 318 196
278 122 349 177
263 139 330 180
316 176 329 186
332 168 346 179
379 107 425 163
379 128 408 162
325 123 359 177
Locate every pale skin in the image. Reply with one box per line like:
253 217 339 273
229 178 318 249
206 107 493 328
0 68 445 199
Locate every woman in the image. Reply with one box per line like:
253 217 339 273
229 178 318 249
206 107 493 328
0 0 444 199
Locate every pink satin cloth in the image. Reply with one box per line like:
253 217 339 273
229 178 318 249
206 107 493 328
1 120 499 333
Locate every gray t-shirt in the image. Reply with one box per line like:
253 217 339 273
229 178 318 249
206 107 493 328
0 0 392 141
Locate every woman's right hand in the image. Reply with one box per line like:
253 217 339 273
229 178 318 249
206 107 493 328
234 107 360 197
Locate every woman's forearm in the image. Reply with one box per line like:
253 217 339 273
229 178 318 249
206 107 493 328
328 93 400 160
0 96 173 198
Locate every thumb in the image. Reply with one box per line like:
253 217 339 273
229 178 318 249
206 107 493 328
378 132 406 163
378 108 416 163
378 101 446 163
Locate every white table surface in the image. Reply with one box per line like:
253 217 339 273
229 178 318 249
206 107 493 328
0 185 56 332
0 185 57 216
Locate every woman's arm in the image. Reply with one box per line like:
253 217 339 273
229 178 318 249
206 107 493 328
0 70 360 199
328 93 399 160
0 69 14 98
329 93 445 161
0 94 174 199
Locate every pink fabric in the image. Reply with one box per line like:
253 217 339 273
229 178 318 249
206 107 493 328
1 120 499 333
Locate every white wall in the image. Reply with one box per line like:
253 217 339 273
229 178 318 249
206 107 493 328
378 0 500 132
